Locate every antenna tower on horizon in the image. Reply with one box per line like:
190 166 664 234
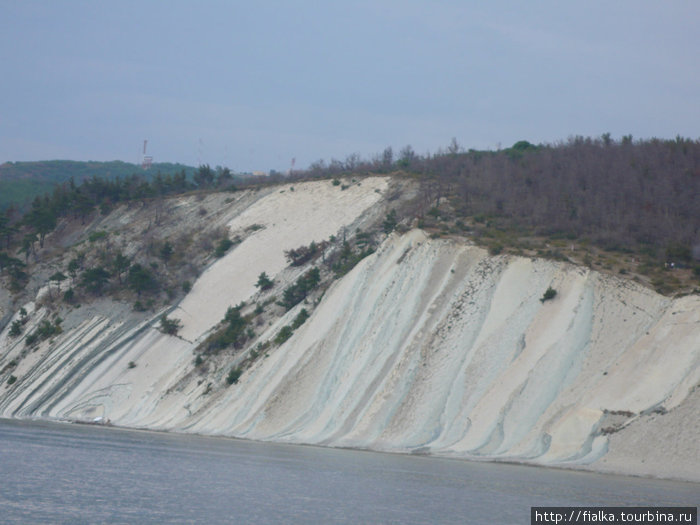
141 140 153 170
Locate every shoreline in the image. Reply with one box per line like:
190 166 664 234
4 415 698 487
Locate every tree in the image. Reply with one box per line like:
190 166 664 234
227 367 243 385
49 271 67 299
216 167 233 187
203 304 250 352
22 233 38 263
9 320 22 337
284 241 325 266
255 272 274 291
111 252 131 284
540 287 557 303
0 252 23 274
280 267 321 310
0 215 11 250
159 315 182 335
127 264 159 297
26 198 57 248
381 146 394 170
72 191 94 224
511 140 537 152
160 241 174 263
383 210 398 233
291 308 309 329
345 153 361 171
398 145 416 168
63 288 75 303
214 237 234 258
194 164 214 188
80 267 111 295
447 137 461 155
274 325 294 345
67 256 82 281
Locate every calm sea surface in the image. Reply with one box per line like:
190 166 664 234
0 418 697 524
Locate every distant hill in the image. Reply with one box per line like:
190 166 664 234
0 160 196 210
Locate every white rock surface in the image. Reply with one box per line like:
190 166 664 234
1 179 698 482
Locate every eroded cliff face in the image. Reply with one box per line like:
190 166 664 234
1 179 698 481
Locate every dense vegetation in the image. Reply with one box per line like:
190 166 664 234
0 160 197 211
0 164 243 306
293 135 700 293
1 135 698 301
280 268 321 310
420 137 697 259
302 136 699 262
202 304 252 352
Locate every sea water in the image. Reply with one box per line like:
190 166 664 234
0 419 697 524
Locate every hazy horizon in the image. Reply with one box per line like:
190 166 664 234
2 1 698 172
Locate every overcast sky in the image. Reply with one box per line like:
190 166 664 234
1 1 698 172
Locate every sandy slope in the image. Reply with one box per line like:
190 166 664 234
174 177 388 341
1 179 698 482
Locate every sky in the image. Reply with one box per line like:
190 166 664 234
1 1 699 173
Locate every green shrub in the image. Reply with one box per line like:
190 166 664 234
88 230 108 243
227 367 243 385
285 242 324 266
25 318 63 346
291 308 309 329
255 272 274 291
80 267 111 295
665 243 691 263
275 325 294 345
488 242 503 255
128 264 159 297
203 304 250 352
9 320 22 337
63 288 75 303
159 241 174 262
331 242 374 277
280 268 321 310
274 309 310 346
383 210 398 233
214 238 234 258
159 315 182 335
540 287 557 303
7 375 17 385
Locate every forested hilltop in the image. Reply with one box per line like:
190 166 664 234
0 160 196 211
1 135 699 299
298 135 700 294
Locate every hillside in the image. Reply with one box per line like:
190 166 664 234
0 160 196 210
303 136 700 295
0 176 698 482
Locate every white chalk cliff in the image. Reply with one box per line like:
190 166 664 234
1 177 698 481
